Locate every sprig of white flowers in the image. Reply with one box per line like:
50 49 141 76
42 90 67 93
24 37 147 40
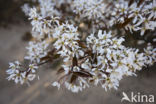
6 61 38 84
6 0 156 93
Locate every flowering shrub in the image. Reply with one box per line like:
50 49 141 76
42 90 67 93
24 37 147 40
6 0 156 93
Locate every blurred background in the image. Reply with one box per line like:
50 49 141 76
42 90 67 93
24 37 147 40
0 0 156 104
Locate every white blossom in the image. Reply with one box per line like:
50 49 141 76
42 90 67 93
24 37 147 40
28 64 38 73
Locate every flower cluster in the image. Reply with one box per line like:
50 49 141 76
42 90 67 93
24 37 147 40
72 0 156 36
25 41 49 63
72 0 106 19
109 0 156 36
52 30 154 92
6 61 38 84
38 0 60 17
53 22 84 61
6 0 156 93
28 7 59 39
